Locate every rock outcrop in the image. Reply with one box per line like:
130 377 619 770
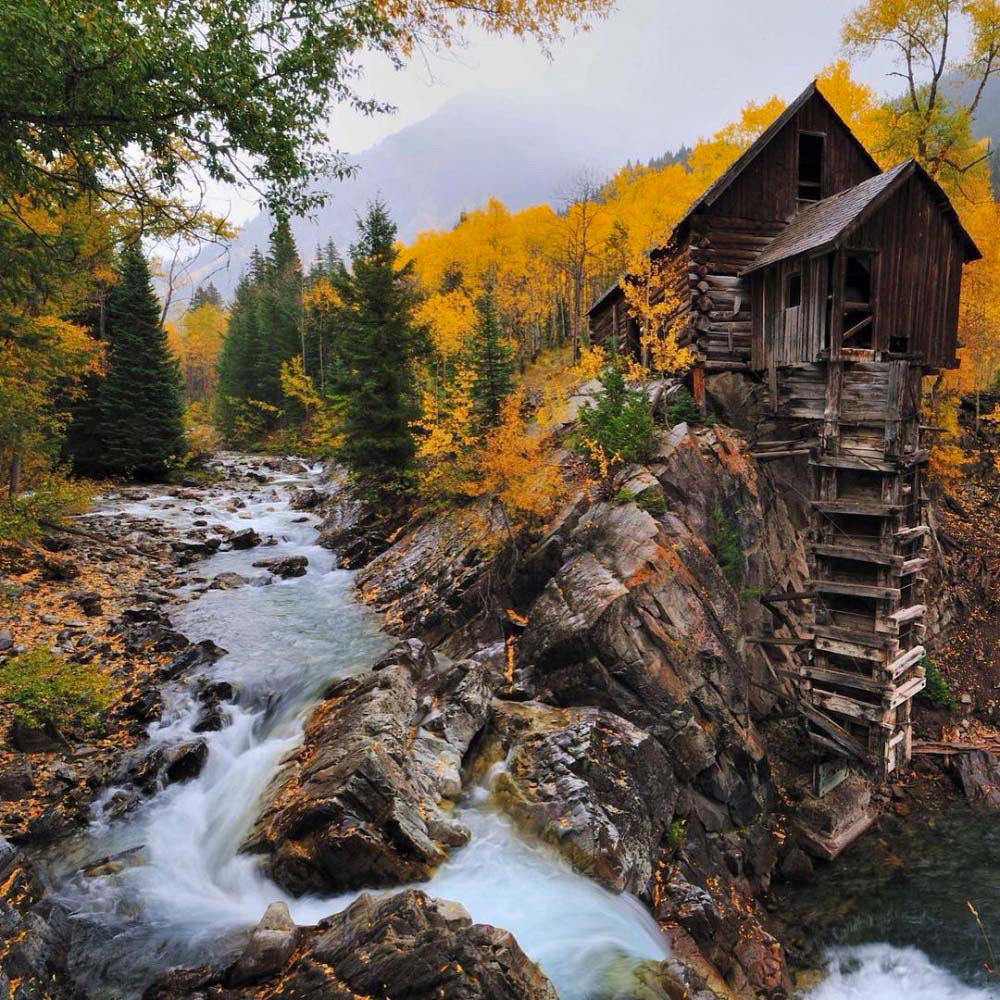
353 424 807 997
242 640 496 894
491 700 678 898
146 890 557 1000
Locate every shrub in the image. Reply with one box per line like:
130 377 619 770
708 499 745 587
614 487 636 505
578 365 655 469
666 387 703 427
0 646 118 734
666 818 687 850
921 657 957 709
0 473 93 543
635 490 667 517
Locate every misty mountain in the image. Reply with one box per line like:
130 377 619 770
183 94 642 303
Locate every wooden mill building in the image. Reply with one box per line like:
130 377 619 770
589 82 981 779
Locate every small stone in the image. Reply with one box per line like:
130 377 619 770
39 613 60 625
961 693 973 705
0 628 12 652
229 528 261 549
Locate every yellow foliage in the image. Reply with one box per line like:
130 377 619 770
413 363 479 499
467 390 565 528
572 344 607 381
279 357 341 456
304 276 343 313
415 290 477 357
168 301 227 402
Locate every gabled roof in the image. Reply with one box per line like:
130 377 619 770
678 80 881 226
742 159 981 275
587 80 882 317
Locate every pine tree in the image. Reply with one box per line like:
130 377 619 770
189 283 223 311
467 288 516 430
335 201 425 503
100 245 186 478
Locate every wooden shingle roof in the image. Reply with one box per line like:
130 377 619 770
742 159 981 275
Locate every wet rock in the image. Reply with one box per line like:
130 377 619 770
146 890 556 1000
163 740 209 784
779 845 815 883
225 901 300 986
794 773 874 861
250 555 307 579
955 750 1000 809
491 700 678 898
242 650 493 894
159 639 227 681
210 572 248 590
229 528 261 550
290 487 327 511
0 628 12 652
192 704 227 733
371 637 436 679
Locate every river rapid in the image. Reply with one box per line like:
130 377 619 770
38 458 1000 998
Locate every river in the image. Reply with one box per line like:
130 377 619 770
39 458 1000 998
44 459 668 998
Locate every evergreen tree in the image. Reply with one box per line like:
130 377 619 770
99 245 186 478
467 288 516 430
335 201 425 502
256 217 303 409
189 282 223 311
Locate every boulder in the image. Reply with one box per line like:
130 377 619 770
0 757 34 800
955 750 1000 809
163 740 209 784
250 555 308 579
491 701 678 898
229 528 261 550
225 901 299 986
241 646 493 894
209 572 248 590
146 890 556 1000
290 488 327 511
159 639 227 681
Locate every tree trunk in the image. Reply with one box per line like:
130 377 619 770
8 452 22 498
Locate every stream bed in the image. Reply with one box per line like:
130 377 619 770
42 460 669 998
34 457 1000 999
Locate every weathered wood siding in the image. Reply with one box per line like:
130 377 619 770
754 253 830 369
846 173 965 370
709 96 880 223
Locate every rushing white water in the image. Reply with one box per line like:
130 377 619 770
804 945 999 999
53 459 670 998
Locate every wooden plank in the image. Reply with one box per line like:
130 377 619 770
747 635 812 646
886 673 927 710
814 633 894 662
811 580 901 601
800 664 885 694
888 604 925 625
886 643 925 679
895 525 930 543
809 543 902 568
899 557 929 576
810 689 885 724
800 703 869 760
811 498 903 515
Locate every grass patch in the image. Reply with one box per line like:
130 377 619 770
0 646 119 735
708 499 745 588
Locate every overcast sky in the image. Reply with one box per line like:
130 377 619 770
208 0 902 224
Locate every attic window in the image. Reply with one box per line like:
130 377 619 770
798 132 824 201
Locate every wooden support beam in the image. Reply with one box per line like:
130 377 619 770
760 590 814 603
895 525 930 543
800 664 885 694
886 673 927 711
886 644 925 680
809 543 902 568
812 498 904 516
810 689 885 724
750 448 811 460
800 703 869 760
888 604 925 626
746 635 812 646
814 634 893 663
813 623 894 649
898 557 929 576
811 579 901 601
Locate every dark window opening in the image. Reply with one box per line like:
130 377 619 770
798 132 824 201
786 272 802 308
842 252 873 350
